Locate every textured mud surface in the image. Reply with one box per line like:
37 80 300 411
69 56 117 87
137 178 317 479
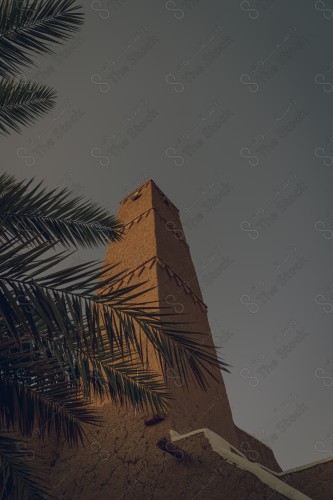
280 460 333 500
42 410 288 500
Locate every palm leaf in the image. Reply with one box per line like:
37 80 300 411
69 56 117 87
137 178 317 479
75 339 171 413
0 433 50 500
0 239 172 416
0 237 229 398
0 173 124 246
0 334 101 447
0 79 56 135
0 0 84 78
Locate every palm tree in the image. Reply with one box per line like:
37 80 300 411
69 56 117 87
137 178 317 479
0 0 83 135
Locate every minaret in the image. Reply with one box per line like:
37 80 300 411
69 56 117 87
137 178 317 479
44 180 282 500
104 179 240 447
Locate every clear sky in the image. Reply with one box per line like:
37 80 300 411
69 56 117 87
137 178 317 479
3 0 333 470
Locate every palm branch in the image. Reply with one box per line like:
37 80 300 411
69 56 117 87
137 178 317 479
0 79 56 135
0 235 228 392
0 332 169 444
0 173 124 247
0 0 84 78
0 334 101 446
0 239 172 405
71 341 171 413
0 433 50 500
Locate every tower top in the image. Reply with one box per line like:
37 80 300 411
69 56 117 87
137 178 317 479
120 179 179 213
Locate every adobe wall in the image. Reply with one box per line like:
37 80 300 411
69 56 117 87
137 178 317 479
281 459 333 499
40 417 288 500
235 426 282 472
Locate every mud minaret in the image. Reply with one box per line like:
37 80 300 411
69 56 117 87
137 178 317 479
45 179 282 499
104 179 240 447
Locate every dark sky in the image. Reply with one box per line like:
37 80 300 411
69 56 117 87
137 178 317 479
3 0 333 470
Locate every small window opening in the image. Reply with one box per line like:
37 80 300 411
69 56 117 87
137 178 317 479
131 191 141 201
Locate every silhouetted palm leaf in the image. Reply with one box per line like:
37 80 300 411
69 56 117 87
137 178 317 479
0 79 56 135
0 433 49 500
0 173 124 246
75 338 171 413
0 0 84 78
0 235 228 392
0 334 101 446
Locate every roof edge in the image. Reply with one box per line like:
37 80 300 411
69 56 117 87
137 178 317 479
120 179 179 213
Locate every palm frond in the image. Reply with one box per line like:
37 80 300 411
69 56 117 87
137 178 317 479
0 79 56 135
0 239 171 415
77 340 170 413
0 0 84 78
0 173 124 246
0 335 100 447
0 433 49 500
0 237 229 398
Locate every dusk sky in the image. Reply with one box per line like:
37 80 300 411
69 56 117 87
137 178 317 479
3 0 333 470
